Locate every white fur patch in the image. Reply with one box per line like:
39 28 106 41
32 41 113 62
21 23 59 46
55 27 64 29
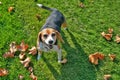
37 4 43 8
44 35 55 45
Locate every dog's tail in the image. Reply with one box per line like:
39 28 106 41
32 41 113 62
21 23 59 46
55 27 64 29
37 4 56 11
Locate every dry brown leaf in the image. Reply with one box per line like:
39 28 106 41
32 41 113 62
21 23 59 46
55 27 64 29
60 58 67 64
29 46 37 55
108 54 116 61
89 52 105 65
18 74 24 80
101 32 112 41
19 52 26 60
23 62 29 68
3 42 17 58
3 51 14 58
28 66 33 73
89 54 98 65
20 57 31 68
16 41 29 52
79 2 85 8
8 7 14 12
36 14 41 21
9 42 17 53
95 52 105 60
0 68 8 76
30 73 37 80
104 74 111 80
115 34 120 43
101 32 106 36
108 28 113 34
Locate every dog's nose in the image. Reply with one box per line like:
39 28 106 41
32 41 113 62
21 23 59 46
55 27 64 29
49 40 53 44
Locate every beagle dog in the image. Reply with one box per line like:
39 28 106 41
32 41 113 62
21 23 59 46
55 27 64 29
37 4 67 63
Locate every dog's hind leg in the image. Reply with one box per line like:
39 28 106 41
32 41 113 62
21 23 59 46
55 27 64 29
62 21 67 30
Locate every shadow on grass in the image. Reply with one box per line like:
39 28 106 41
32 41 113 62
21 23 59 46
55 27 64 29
43 29 96 80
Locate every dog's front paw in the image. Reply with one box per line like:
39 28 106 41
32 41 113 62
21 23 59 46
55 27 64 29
58 60 61 63
37 54 41 60
59 58 67 64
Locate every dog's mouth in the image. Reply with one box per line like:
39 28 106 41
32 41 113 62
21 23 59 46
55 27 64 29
48 45 53 49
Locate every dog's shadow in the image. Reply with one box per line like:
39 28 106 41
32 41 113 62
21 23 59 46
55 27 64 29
43 29 96 80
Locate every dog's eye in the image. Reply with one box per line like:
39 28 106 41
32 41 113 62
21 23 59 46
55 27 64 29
43 34 48 38
52 33 55 37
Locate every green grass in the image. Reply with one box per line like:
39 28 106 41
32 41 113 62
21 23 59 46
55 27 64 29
0 0 120 80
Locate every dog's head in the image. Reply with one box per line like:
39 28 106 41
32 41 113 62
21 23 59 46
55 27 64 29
37 28 64 48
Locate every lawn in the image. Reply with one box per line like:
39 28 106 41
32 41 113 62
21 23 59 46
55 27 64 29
0 0 120 80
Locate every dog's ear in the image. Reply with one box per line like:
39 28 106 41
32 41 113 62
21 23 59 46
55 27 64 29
37 32 42 47
56 31 64 43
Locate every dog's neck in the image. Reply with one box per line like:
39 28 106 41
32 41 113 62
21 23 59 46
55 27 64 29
40 42 51 50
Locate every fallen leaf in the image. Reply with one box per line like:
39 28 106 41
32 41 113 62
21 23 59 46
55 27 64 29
36 14 41 21
108 28 113 34
29 46 37 55
79 2 85 8
8 7 14 12
28 66 33 73
89 54 98 65
19 52 26 60
3 51 14 58
20 57 31 68
0 68 8 76
101 32 112 41
115 34 120 43
60 58 67 64
108 54 116 61
9 42 17 53
104 74 111 80
30 73 37 80
89 52 105 65
19 74 24 80
16 41 29 52
23 57 30 63
95 52 105 60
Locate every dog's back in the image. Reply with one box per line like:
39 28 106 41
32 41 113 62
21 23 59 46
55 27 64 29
37 4 65 32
